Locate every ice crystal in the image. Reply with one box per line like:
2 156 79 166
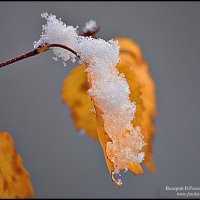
82 20 97 33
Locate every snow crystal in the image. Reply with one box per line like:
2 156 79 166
134 152 145 163
34 12 79 62
82 20 97 33
34 13 145 172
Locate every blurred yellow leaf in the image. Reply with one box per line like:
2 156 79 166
0 132 34 198
62 65 98 141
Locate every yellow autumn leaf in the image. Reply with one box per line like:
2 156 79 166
115 53 145 176
0 132 34 199
62 65 98 141
62 37 157 184
116 38 157 173
88 73 143 186
93 104 116 183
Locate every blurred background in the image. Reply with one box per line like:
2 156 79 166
0 1 200 198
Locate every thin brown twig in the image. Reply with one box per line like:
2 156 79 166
81 25 100 38
0 44 79 69
0 48 41 68
47 44 79 57
0 24 100 68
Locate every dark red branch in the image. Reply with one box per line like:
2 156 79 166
0 49 40 68
0 23 100 68
47 44 79 57
81 26 100 38
0 44 79 69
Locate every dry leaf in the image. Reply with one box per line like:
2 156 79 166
62 37 157 185
88 76 143 186
93 104 116 182
0 132 34 198
62 65 98 141
115 51 145 176
116 38 157 173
